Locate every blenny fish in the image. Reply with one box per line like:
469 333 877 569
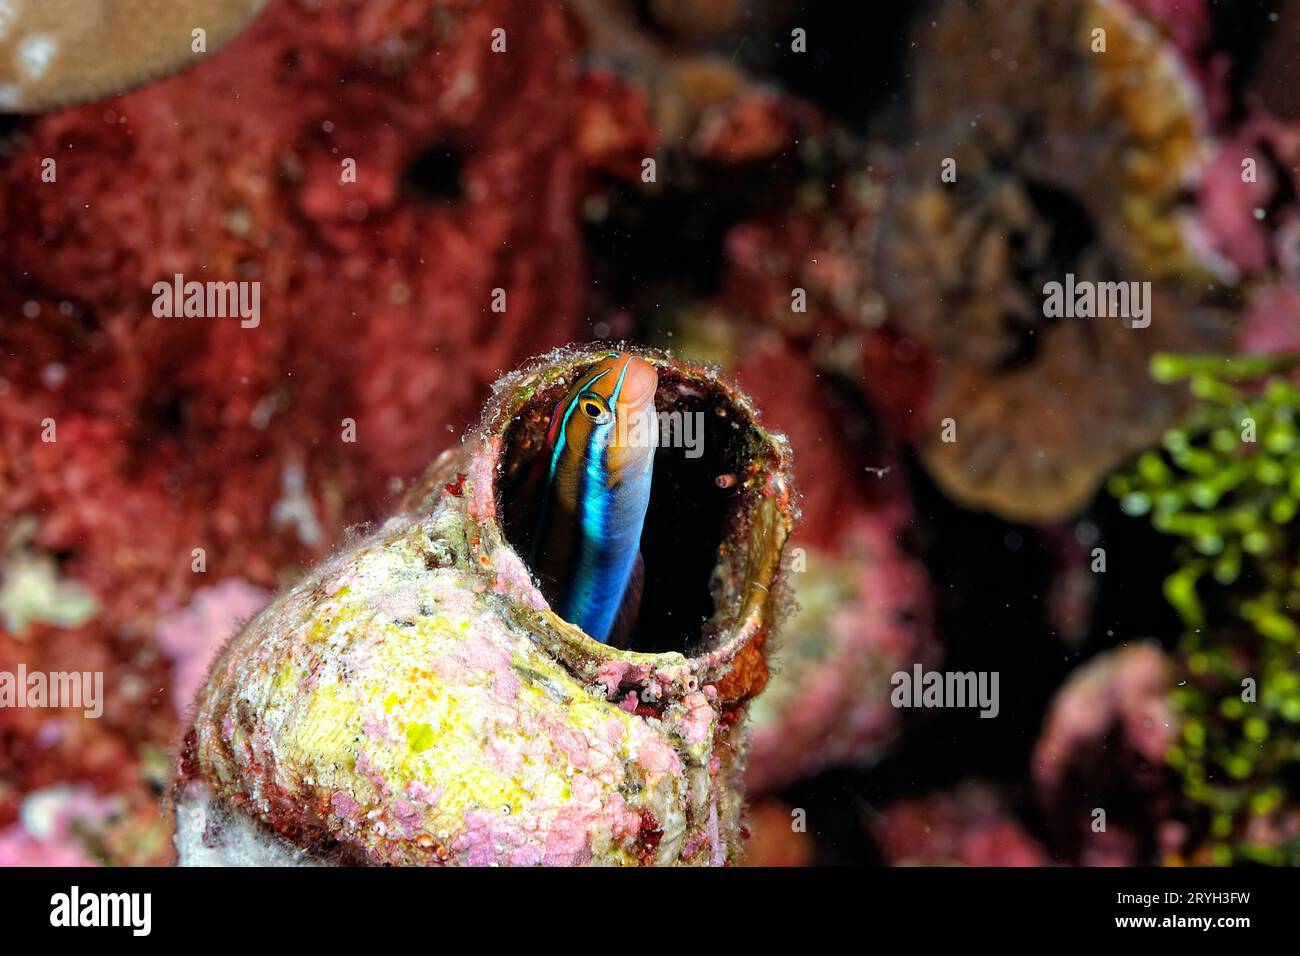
526 352 658 644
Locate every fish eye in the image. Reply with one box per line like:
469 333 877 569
579 395 611 422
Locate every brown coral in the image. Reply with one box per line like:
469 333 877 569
0 0 269 112
880 0 1234 522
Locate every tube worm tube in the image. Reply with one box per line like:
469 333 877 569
173 345 797 866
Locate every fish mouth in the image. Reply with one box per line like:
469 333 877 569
495 346 795 671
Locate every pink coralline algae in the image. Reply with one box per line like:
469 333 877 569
875 785 1050 867
733 341 935 793
0 0 585 864
1033 644 1182 865
744 514 934 793
1240 284 1300 357
1035 645 1178 791
0 828 100 868
154 580 272 715
1187 115 1300 285
0 784 121 867
0 0 586 627
1191 136 1280 278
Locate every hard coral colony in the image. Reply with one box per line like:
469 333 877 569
0 0 269 111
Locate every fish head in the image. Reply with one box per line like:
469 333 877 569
548 352 658 476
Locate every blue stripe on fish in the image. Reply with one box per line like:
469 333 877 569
567 357 640 639
527 354 656 644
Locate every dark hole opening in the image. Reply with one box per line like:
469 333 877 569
741 0 916 130
582 144 805 334
1020 180 1097 280
404 143 465 202
1209 0 1281 121
500 366 753 656
999 179 1100 371
150 393 187 435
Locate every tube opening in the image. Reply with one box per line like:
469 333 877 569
499 356 775 657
